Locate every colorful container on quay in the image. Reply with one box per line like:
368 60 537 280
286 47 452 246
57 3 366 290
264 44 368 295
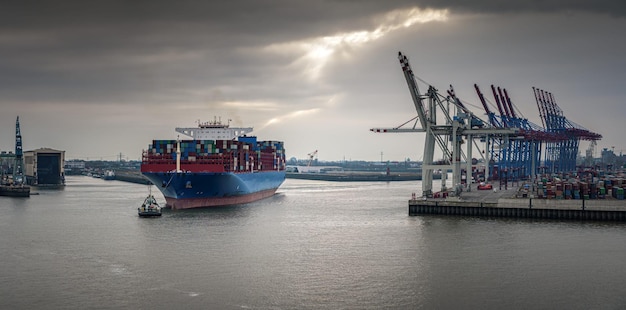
140 119 286 209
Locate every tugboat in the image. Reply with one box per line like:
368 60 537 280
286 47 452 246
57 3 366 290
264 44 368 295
138 189 162 217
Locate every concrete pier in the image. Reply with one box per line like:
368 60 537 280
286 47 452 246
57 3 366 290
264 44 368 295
409 185 626 221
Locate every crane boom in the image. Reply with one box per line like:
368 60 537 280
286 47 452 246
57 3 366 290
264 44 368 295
532 87 547 128
475 84 499 127
503 88 517 118
398 52 428 129
497 87 511 118
474 84 491 113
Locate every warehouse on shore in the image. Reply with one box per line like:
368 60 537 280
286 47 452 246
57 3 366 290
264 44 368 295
24 148 65 188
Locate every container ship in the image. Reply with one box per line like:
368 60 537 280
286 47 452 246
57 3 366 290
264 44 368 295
140 118 286 209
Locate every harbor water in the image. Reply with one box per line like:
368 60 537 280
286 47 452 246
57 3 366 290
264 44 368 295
2 176 626 309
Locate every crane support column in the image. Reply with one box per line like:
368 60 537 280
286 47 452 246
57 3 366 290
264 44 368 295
485 135 490 182
452 120 462 193
466 133 473 192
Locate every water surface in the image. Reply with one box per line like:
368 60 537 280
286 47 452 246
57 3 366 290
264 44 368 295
1 176 626 309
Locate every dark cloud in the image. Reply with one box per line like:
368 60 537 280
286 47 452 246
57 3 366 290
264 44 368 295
0 0 624 160
416 0 625 16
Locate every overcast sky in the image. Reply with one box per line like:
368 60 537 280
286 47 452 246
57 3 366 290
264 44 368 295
1 0 624 162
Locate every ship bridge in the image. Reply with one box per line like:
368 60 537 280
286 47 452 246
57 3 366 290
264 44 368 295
175 118 253 140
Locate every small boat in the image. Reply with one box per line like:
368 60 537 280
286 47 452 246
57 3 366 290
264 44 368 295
0 175 30 197
0 184 31 197
103 170 115 180
138 194 162 217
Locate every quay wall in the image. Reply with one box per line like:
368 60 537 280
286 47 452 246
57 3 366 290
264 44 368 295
409 199 626 221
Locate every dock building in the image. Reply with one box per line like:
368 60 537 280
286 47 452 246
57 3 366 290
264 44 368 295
24 148 66 187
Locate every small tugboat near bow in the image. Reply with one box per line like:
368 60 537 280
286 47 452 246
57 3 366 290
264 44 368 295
138 188 162 217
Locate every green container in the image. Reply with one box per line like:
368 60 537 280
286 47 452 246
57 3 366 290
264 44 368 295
600 187 606 195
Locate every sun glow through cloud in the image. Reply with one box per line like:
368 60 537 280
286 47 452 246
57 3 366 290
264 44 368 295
256 108 321 131
265 7 448 80
222 100 280 111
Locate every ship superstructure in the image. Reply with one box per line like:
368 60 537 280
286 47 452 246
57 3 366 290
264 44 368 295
175 117 253 141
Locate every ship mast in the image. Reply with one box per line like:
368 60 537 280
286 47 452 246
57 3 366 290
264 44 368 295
176 137 181 173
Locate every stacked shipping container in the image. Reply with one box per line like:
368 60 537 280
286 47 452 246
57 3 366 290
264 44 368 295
532 175 625 200
141 138 285 173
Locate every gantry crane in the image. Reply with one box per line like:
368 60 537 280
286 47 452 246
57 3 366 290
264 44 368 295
533 87 601 173
371 52 518 197
372 52 602 197
474 84 548 182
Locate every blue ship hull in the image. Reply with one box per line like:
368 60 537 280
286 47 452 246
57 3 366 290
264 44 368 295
142 170 285 209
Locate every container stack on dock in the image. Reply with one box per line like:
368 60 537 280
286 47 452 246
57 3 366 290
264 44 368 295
613 186 625 200
525 173 625 201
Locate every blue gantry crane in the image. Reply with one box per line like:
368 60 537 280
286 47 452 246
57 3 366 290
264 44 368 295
474 84 549 182
533 88 602 174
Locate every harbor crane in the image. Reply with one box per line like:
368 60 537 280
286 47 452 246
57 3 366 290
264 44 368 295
533 87 601 173
372 52 602 198
307 150 318 166
371 52 518 197
14 116 25 185
474 84 549 183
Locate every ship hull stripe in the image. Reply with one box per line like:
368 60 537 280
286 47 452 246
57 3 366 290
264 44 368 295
164 188 278 209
